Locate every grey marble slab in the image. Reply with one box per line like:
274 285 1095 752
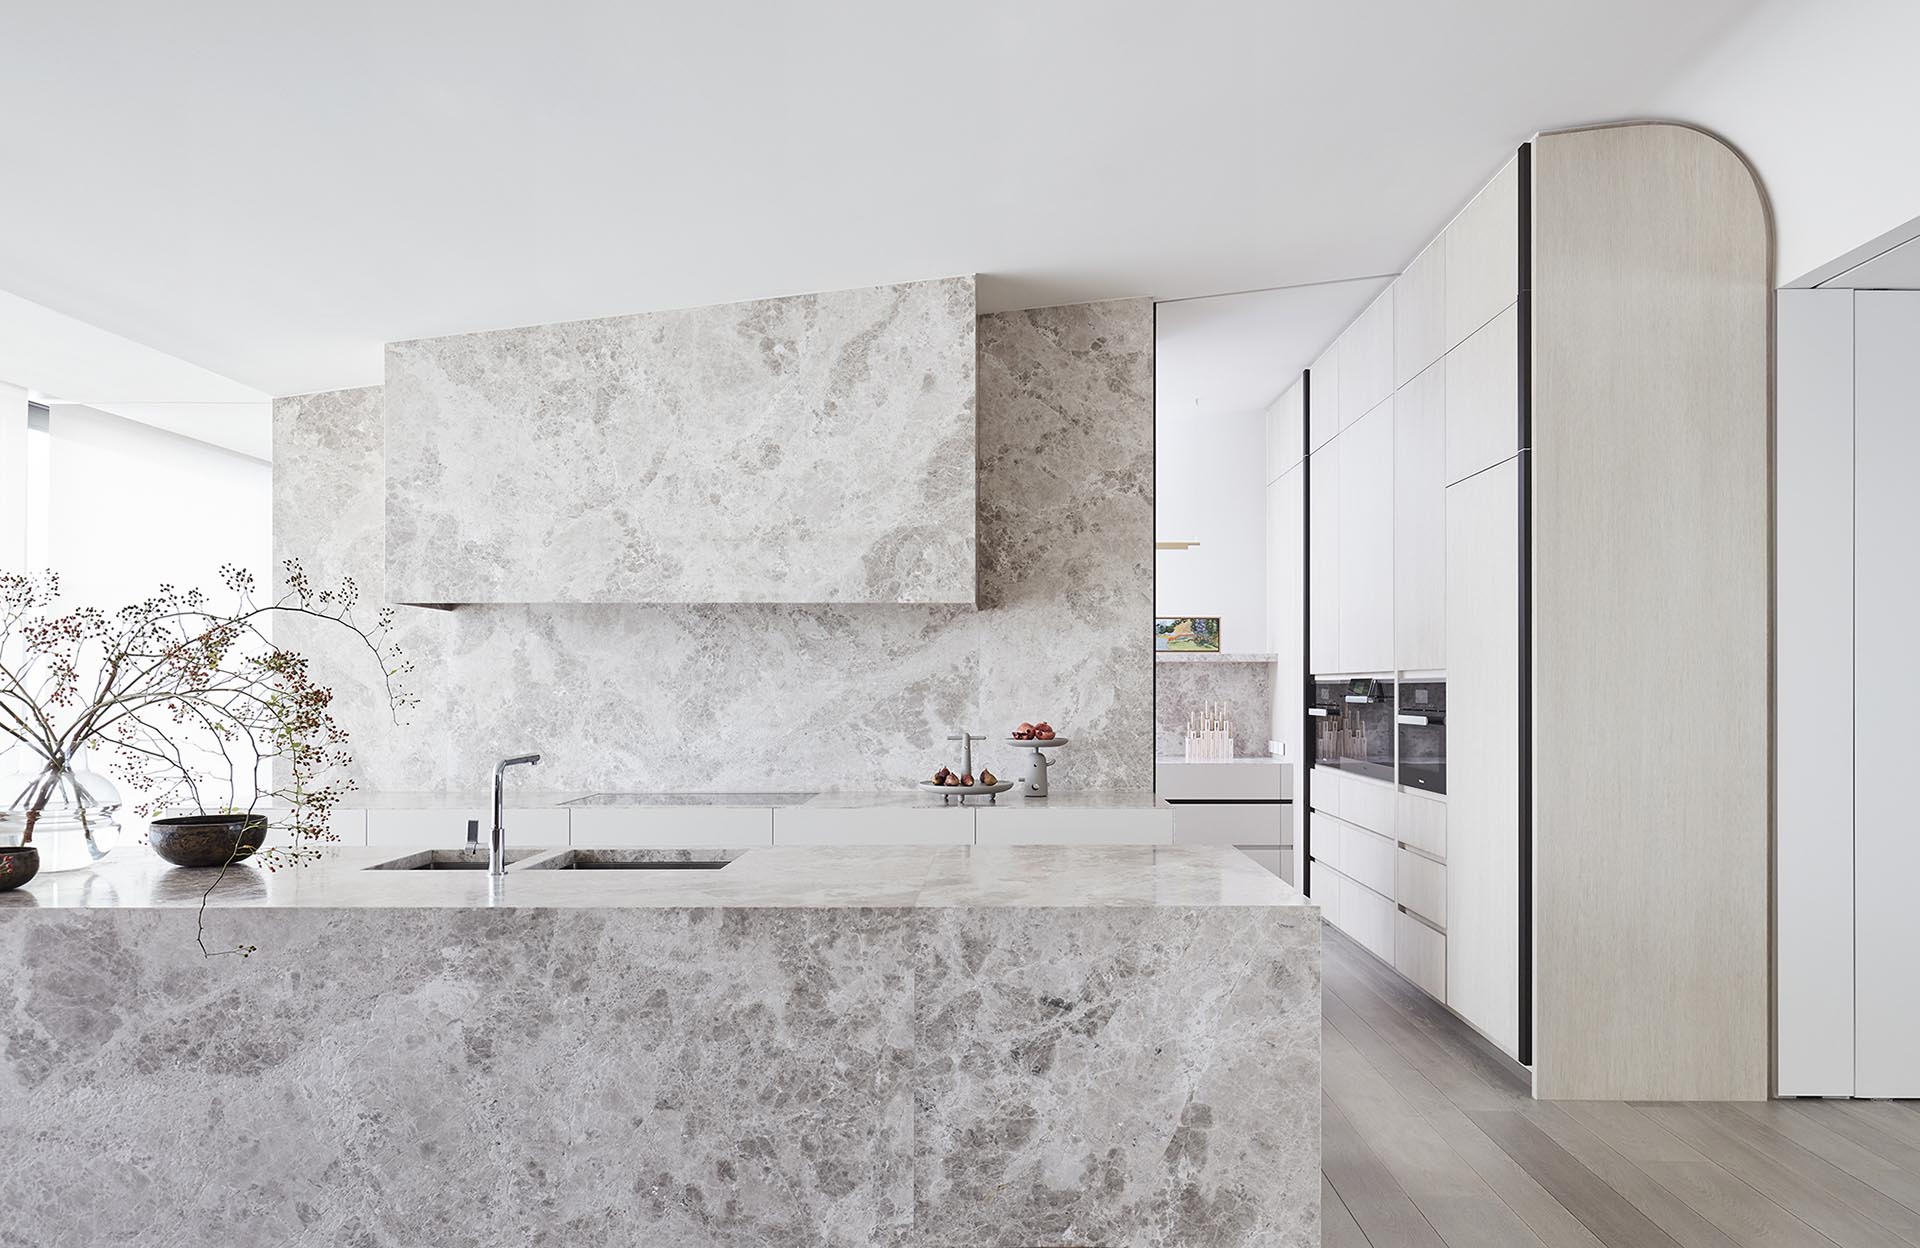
564 791 819 807
1156 656 1277 758
0 844 1312 914
384 276 978 605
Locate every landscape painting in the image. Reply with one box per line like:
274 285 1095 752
1155 616 1221 652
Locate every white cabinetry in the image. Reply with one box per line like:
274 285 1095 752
1395 238 1446 387
1443 305 1518 486
1309 343 1341 452
1853 291 1920 1097
1339 287 1394 429
1267 379 1304 484
1308 439 1340 673
1336 401 1393 673
1393 360 1446 670
1444 156 1519 351
1444 458 1521 1055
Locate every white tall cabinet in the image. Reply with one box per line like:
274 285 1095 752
1276 123 1770 1100
1778 287 1920 1098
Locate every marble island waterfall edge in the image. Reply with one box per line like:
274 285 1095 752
0 847 1320 1248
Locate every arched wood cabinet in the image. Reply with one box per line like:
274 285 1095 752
1275 122 1771 1101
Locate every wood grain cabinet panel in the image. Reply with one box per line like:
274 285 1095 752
1394 848 1447 928
1395 791 1447 859
1339 287 1395 429
1395 239 1446 388
1394 911 1447 1001
1341 876 1397 963
1309 440 1341 673
1342 822 1397 898
1336 402 1394 674
1443 304 1518 485
1309 343 1341 452
1393 359 1446 670
1444 457 1521 1057
1444 155 1519 351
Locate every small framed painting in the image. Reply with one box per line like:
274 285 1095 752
1155 616 1221 652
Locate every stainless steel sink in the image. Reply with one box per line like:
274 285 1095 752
367 849 544 871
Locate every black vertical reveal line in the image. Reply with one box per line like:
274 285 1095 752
1300 368 1313 899
1516 142 1535 1069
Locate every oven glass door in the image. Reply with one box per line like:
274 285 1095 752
1397 681 1447 794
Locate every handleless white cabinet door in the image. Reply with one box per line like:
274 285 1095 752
1444 305 1519 486
1444 457 1521 1057
1309 439 1340 674
1394 359 1446 671
1444 155 1519 352
1309 344 1341 452
1340 287 1394 430
1855 291 1920 1097
1337 400 1394 674
1395 239 1446 388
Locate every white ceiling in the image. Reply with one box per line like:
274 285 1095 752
0 1 1762 400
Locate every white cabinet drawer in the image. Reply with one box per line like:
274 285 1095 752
1308 767 1342 816
1309 812 1344 871
571 806 772 847
1171 803 1289 847
366 806 569 848
1395 849 1447 928
1396 791 1447 859
974 805 1171 846
773 805 973 846
1340 775 1397 839
1342 822 1396 897
1311 862 1343 926
1157 760 1291 801
1342 876 1396 962
1395 911 1447 1001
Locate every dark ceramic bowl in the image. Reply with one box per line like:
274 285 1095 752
0 845 40 891
147 814 271 868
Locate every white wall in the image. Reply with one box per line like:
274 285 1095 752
1155 406 1267 653
1656 0 1920 283
0 382 23 571
46 405 271 612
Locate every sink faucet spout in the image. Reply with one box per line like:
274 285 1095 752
490 753 543 876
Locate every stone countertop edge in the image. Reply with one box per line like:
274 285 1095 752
1 844 1317 914
301 789 1172 811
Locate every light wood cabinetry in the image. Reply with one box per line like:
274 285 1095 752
1392 360 1446 670
1340 287 1394 430
1395 238 1446 387
1267 378 1304 484
1444 457 1520 1056
1309 343 1341 451
1395 791 1446 859
1308 440 1340 673
1444 155 1519 351
1443 304 1518 485
1529 125 1769 1100
1269 463 1305 754
1336 400 1393 673
1394 848 1446 928
1394 911 1447 1000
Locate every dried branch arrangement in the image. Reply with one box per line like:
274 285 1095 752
0 560 412 867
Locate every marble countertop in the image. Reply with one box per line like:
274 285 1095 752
1154 652 1280 663
324 788 1169 811
1 843 1309 913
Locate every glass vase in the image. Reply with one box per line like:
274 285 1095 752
0 748 123 871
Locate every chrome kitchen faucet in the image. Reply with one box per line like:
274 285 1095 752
476 753 543 876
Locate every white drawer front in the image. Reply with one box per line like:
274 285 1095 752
1395 848 1447 928
773 806 973 846
1157 761 1290 801
570 806 773 847
974 806 1171 846
366 807 570 848
1172 803 1289 847
1311 863 1343 926
1309 767 1342 816
1340 775 1397 839
1309 812 1344 872
1396 791 1447 859
1395 910 1447 1001
1342 877 1396 962
1342 823 1396 897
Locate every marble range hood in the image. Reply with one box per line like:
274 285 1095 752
383 275 979 606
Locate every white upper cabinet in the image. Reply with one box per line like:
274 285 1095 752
1444 155 1520 352
1267 377 1305 484
1308 438 1340 674
1339 287 1395 430
1393 360 1446 671
1394 238 1447 389
1309 343 1341 452
1337 400 1394 674
1444 304 1519 485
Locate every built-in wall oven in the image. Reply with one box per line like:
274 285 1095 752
1396 680 1447 794
1309 677 1394 782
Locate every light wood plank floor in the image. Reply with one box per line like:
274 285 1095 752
1320 922 1920 1248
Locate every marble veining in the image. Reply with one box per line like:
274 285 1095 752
384 276 978 605
1155 657 1276 758
0 846 1318 1247
274 298 1154 795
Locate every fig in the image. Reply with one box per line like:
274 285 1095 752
944 773 962 786
979 769 996 786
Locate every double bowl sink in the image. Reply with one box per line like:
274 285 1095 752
368 848 737 872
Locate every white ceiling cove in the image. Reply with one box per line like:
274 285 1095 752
0 1 1761 398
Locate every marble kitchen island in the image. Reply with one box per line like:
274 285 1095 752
0 843 1319 1248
